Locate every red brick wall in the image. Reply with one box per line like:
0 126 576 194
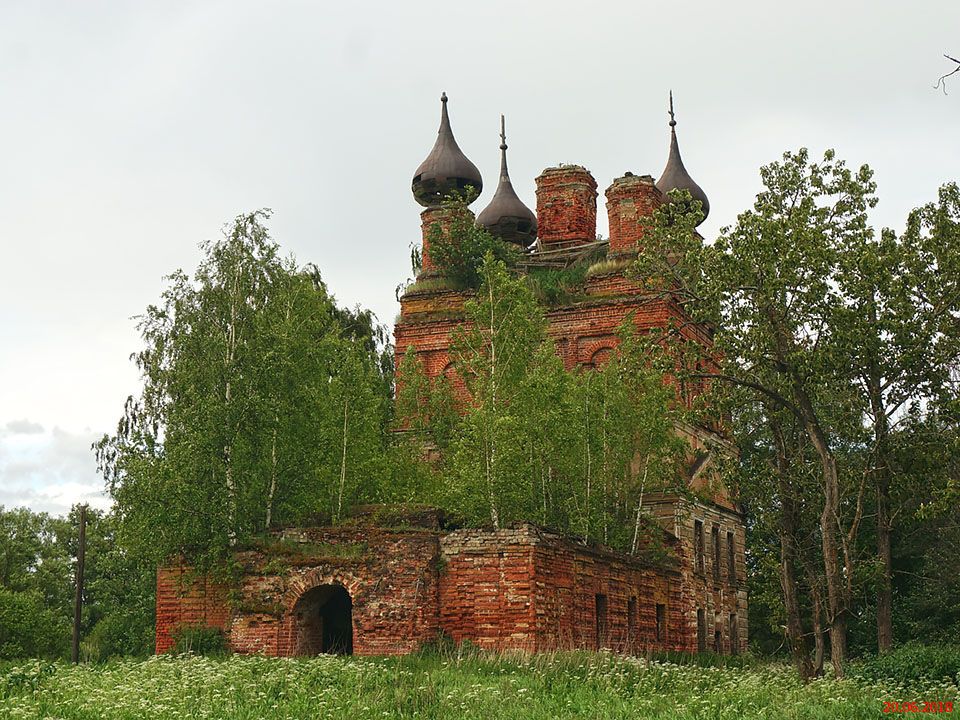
605 173 663 256
546 294 712 372
439 525 691 654
529 536 691 653
438 528 538 650
157 521 740 657
229 528 442 657
642 494 749 653
535 166 598 248
418 206 444 274
393 296 470 406
155 564 231 654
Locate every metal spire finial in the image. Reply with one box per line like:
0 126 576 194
476 113 537 246
499 114 509 178
668 90 676 128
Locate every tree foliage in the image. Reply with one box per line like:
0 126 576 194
424 197 521 289
94 211 393 568
400 253 686 551
636 153 960 675
0 505 154 660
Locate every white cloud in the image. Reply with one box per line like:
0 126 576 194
0 424 111 516
3 419 45 435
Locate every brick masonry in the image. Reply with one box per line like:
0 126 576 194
535 165 598 248
391 159 749 658
439 524 691 653
157 518 732 657
605 173 663 256
155 564 231 654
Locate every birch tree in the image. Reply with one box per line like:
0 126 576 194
95 211 391 567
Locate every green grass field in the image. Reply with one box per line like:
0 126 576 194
1 650 957 719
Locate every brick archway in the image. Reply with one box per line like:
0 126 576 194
283 569 364 612
291 584 353 655
281 570 364 656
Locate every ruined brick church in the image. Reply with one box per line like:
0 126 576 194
156 94 748 658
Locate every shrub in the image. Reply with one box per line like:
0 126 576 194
427 197 520 288
170 624 228 656
81 612 155 662
847 642 960 685
0 588 69 660
524 265 588 305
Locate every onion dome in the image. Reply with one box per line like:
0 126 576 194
476 115 538 246
412 93 483 207
655 92 710 225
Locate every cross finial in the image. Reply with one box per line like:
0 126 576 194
668 90 676 128
499 114 507 151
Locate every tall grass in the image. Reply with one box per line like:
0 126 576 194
1 650 956 719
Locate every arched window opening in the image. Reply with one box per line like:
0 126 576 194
292 584 353 655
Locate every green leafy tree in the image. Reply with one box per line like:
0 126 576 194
95 211 392 568
402 253 685 551
447 253 546 528
640 149 960 675
635 150 876 675
829 181 960 652
425 196 520 289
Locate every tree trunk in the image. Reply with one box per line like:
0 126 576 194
876 476 894 652
631 461 649 556
336 396 349 524
770 418 814 681
779 519 813 679
866 300 894 653
583 389 592 543
766 309 849 673
266 423 278 529
797 553 827 677
795 388 847 676
810 581 826 676
486 281 500 530
818 449 847 676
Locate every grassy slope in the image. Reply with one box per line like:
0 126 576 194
1 651 957 720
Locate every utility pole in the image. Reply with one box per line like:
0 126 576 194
71 504 87 664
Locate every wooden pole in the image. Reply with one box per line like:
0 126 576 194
71 504 87 664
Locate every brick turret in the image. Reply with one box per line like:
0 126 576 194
418 205 474 277
535 165 598 249
605 173 663 256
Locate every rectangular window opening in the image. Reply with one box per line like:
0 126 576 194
727 531 736 584
696 608 706 653
694 520 705 575
712 525 721 583
595 594 609 650
729 613 739 655
655 603 666 644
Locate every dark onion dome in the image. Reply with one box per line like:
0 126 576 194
412 92 483 207
655 92 710 225
476 115 537 246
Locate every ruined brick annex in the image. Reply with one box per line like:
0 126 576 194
156 93 748 658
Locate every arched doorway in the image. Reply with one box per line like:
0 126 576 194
291 584 353 655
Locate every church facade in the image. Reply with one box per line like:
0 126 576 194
155 94 748 657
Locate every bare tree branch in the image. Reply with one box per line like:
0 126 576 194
934 54 960 94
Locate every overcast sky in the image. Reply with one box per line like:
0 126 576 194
1 1 957 516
